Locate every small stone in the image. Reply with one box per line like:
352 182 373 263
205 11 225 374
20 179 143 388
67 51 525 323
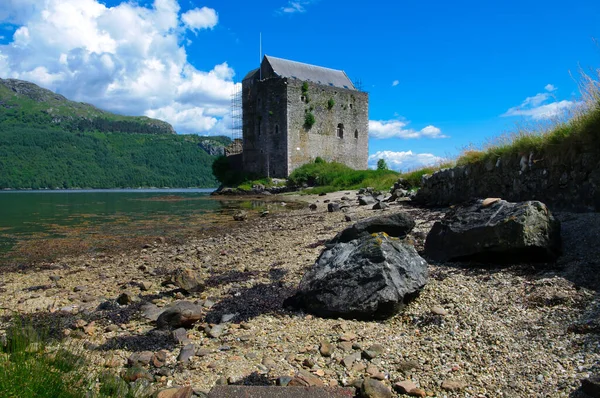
178 344 195 363
49 275 61 282
338 341 354 351
328 203 341 212
441 379 466 391
431 305 448 316
105 324 120 333
408 388 426 398
261 357 277 369
116 291 136 305
276 376 293 386
196 348 212 357
352 362 366 372
128 351 154 366
397 360 419 372
233 211 247 221
303 358 316 368
206 324 225 339
482 197 501 207
361 377 392 398
309 203 318 211
139 281 153 291
394 380 417 394
320 341 334 357
152 350 168 367
73 286 85 292
153 386 193 398
363 344 384 360
288 369 324 387
215 376 228 385
366 364 379 375
340 332 357 342
122 366 153 382
172 328 190 344
342 352 361 368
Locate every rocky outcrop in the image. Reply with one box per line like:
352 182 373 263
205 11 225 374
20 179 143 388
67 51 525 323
424 199 561 263
287 232 428 320
413 151 600 211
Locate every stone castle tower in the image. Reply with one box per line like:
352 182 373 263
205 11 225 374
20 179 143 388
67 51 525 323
241 55 369 178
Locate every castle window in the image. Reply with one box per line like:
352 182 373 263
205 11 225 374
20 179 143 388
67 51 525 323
337 123 344 139
275 125 279 134
349 103 353 109
354 129 359 139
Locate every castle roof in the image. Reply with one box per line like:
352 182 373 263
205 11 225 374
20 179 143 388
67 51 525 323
245 55 356 90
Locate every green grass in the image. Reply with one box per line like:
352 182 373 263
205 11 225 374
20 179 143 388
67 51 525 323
287 161 400 192
0 319 150 398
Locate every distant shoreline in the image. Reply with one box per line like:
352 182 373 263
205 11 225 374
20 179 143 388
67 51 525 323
0 188 217 193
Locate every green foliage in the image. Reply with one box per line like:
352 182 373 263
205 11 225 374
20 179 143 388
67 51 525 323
301 82 309 94
0 321 85 398
211 155 264 187
0 125 226 189
376 158 388 170
287 160 399 191
314 156 325 164
305 112 316 128
327 98 335 110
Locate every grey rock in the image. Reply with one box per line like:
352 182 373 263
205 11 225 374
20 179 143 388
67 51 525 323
171 268 203 293
329 212 415 244
178 343 196 364
287 233 428 320
358 196 376 206
372 201 388 210
362 344 384 360
206 324 225 338
141 303 162 322
342 352 361 368
309 203 318 211
582 375 600 397
424 199 561 263
128 351 154 366
156 301 203 329
327 202 341 212
233 211 247 221
361 378 391 398
276 376 293 386
172 328 189 344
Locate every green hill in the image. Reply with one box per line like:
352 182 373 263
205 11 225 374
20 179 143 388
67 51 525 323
0 78 230 189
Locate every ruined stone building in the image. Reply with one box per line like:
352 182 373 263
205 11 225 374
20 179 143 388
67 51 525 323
241 55 369 178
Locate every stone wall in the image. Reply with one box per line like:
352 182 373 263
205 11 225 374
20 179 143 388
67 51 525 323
286 79 369 174
413 150 600 212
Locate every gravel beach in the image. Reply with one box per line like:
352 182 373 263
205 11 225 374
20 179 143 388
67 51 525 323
1 191 599 397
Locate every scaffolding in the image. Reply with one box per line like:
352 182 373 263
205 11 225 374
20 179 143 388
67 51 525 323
228 82 243 155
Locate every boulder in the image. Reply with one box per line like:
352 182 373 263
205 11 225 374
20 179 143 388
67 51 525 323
233 211 247 221
286 232 428 320
372 202 388 210
424 199 561 263
329 212 415 244
156 301 203 329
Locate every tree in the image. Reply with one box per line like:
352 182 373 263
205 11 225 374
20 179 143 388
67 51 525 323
377 158 388 170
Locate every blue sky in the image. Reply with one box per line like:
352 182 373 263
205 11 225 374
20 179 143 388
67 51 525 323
1 0 599 170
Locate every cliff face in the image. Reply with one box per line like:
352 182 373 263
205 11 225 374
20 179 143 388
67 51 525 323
0 78 176 135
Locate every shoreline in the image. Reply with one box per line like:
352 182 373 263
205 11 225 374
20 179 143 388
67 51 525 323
1 191 599 396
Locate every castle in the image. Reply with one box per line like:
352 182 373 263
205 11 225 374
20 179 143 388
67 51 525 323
240 55 369 178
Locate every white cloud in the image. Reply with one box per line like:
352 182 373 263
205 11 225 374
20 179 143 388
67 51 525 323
0 0 236 134
279 0 317 14
369 119 447 139
392 80 399 87
502 87 579 120
181 7 218 32
368 150 445 172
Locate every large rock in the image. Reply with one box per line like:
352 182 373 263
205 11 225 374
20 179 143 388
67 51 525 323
424 199 561 263
156 301 203 329
286 233 428 320
329 212 415 244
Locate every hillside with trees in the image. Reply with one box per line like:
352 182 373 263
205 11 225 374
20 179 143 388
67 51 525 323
0 78 230 189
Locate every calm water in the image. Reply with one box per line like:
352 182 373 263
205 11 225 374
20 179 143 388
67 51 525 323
0 189 286 266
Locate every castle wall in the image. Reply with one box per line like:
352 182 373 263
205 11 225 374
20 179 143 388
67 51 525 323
285 80 369 174
242 76 289 177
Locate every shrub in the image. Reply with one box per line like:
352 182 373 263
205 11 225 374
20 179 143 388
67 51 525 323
305 112 316 128
314 156 325 164
376 158 388 170
327 98 335 110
